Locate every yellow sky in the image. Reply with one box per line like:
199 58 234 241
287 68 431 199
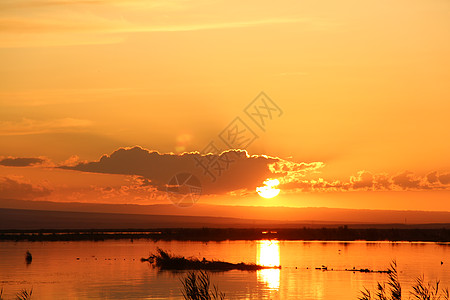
0 0 449 211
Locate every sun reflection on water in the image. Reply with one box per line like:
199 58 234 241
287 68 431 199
256 240 280 290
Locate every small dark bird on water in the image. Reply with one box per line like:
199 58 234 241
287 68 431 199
441 261 444 265
26 251 32 264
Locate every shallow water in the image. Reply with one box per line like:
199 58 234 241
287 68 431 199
0 240 449 299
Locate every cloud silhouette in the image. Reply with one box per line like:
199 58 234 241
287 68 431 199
350 171 374 190
61 146 322 195
438 172 450 185
279 170 450 192
426 171 439 184
59 146 450 195
0 157 45 167
0 176 52 199
391 171 424 189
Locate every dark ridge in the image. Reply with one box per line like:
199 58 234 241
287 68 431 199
1 227 449 242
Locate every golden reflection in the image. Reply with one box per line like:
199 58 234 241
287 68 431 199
256 240 280 290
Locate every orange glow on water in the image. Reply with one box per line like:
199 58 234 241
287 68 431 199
256 240 280 290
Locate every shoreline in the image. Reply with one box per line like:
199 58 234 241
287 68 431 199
1 227 449 242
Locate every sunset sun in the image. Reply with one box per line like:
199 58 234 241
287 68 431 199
256 179 281 199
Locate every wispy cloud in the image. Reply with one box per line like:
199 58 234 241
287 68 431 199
0 16 305 48
0 14 305 34
0 176 52 199
0 0 325 47
0 0 184 10
0 118 92 136
274 71 309 77
0 157 46 167
0 88 131 107
130 18 306 33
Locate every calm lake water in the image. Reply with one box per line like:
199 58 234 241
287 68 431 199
1 240 449 299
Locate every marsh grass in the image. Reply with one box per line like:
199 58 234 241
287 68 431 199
0 288 33 300
410 276 449 300
181 270 225 300
15 289 32 300
359 260 401 300
359 260 449 300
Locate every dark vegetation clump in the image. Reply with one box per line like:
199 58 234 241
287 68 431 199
141 248 280 271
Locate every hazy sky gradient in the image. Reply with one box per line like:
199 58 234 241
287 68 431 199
1 0 449 211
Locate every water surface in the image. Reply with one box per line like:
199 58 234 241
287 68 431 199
1 240 449 299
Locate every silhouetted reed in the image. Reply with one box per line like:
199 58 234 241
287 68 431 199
181 270 225 300
359 260 449 300
15 289 32 300
0 288 33 300
410 276 449 300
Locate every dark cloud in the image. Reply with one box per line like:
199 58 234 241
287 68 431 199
0 176 52 199
280 170 450 192
59 146 450 195
373 174 391 190
0 157 45 167
392 171 423 189
426 171 439 184
61 146 319 195
438 172 450 185
350 171 374 190
425 171 450 186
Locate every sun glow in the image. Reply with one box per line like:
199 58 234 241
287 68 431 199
256 179 280 198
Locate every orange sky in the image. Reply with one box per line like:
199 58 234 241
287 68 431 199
0 0 449 212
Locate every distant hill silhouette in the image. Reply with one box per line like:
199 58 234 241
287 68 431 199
1 198 450 230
